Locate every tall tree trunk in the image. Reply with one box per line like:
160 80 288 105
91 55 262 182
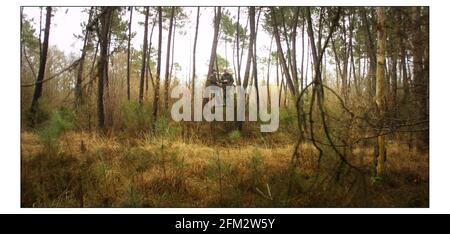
126 7 133 101
139 7 149 105
192 7 200 106
147 21 156 91
390 10 400 117
411 6 428 148
250 7 260 112
280 8 294 88
169 15 176 85
239 15 249 85
331 38 343 91
341 17 349 102
348 14 359 95
375 7 387 177
206 7 222 84
96 7 113 130
242 8 254 90
300 13 305 92
236 7 241 85
361 7 377 100
152 7 163 129
271 7 296 96
412 7 425 118
75 7 93 109
164 7 175 112
291 7 300 91
30 6 52 123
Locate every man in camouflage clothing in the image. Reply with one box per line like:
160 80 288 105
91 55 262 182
219 69 234 105
206 69 219 87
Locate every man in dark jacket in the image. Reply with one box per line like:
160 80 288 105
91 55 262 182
220 70 234 105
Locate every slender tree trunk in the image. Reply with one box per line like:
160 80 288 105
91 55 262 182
96 7 113 130
206 7 222 84
20 7 24 75
250 7 260 113
331 38 343 91
341 17 349 102
169 15 176 84
271 7 296 96
300 12 305 92
30 6 52 124
39 7 43 57
146 21 156 95
75 7 93 109
152 7 163 129
280 8 294 87
412 7 425 118
361 8 377 100
411 6 428 148
126 7 133 101
139 7 149 105
375 7 387 177
291 7 300 92
147 21 156 91
164 7 175 112
242 8 254 90
349 14 359 95
239 15 249 84
236 7 241 85
390 12 400 117
192 7 200 106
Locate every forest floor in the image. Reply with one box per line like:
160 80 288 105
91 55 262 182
21 131 429 208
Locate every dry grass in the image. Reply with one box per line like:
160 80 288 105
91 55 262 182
21 131 428 208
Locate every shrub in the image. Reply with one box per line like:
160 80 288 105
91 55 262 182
228 130 241 143
247 149 264 187
279 108 297 133
121 101 151 135
38 107 75 150
24 102 51 128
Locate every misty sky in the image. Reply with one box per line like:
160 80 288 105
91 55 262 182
22 7 315 84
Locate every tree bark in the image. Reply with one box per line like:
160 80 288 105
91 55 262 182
291 7 300 91
126 7 132 101
152 7 163 129
192 7 200 106
242 8 254 90
250 7 260 112
361 8 377 100
139 7 149 105
236 7 241 85
164 7 175 112
30 6 52 122
270 7 296 96
375 7 387 177
96 7 113 130
206 7 222 84
147 21 156 91
75 7 93 108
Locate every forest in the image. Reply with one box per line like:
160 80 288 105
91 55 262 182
20 6 429 207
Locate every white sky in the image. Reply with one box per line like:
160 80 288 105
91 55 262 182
22 6 315 84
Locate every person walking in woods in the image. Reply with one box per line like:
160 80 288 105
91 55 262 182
206 69 219 87
204 69 219 106
220 69 234 105
220 69 234 87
